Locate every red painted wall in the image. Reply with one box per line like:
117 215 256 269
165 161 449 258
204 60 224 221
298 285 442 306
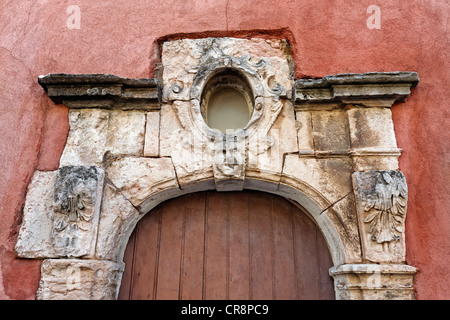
0 0 448 299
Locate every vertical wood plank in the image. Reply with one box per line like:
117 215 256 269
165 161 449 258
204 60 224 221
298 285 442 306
180 193 206 300
317 230 336 300
117 229 136 300
249 192 274 300
130 207 162 300
204 191 229 300
293 210 320 299
155 197 184 300
228 192 250 300
272 197 297 299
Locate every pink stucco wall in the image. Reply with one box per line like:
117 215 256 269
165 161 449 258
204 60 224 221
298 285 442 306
0 0 448 299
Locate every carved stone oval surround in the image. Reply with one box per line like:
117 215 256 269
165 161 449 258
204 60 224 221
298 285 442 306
16 37 419 300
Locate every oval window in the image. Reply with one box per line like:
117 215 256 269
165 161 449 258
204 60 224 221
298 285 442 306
207 87 250 133
201 70 253 133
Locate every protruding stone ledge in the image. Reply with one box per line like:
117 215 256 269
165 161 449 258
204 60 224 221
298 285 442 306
329 264 417 300
294 72 419 108
38 73 159 110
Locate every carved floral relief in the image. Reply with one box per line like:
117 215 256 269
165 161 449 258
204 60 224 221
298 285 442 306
353 170 408 262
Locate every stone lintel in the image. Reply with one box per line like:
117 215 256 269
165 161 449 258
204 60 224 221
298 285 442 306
38 73 160 110
294 72 419 108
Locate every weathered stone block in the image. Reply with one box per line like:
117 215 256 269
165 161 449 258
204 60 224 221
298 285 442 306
60 109 145 166
295 111 314 153
37 259 124 300
282 155 354 204
311 109 351 152
95 183 141 261
346 107 398 150
144 111 160 157
60 109 109 166
15 171 58 258
106 157 179 211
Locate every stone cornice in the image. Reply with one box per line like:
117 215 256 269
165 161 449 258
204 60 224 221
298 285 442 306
294 72 419 109
38 73 159 110
38 71 419 111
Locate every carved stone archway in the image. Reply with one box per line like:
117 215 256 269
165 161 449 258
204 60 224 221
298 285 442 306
15 37 418 300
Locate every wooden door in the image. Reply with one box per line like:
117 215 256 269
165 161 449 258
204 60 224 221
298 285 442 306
118 191 335 300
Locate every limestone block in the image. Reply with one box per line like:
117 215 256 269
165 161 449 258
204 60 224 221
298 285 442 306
311 109 351 152
159 103 183 157
320 193 362 264
60 109 145 166
330 264 417 300
352 171 408 263
15 167 104 259
37 259 124 300
15 171 57 258
281 154 354 205
346 107 397 150
159 102 215 191
106 110 145 156
60 109 109 166
161 39 203 101
106 157 179 212
95 183 141 261
144 111 160 157
295 111 314 153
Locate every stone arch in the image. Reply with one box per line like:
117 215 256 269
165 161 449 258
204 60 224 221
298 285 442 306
108 173 350 270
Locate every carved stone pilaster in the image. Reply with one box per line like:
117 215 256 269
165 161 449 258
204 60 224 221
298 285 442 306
352 170 408 263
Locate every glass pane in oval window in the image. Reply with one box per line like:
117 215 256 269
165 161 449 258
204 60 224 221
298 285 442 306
207 87 250 133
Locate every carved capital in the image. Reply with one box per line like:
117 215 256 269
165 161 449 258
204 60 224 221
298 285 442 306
352 170 408 263
329 264 416 300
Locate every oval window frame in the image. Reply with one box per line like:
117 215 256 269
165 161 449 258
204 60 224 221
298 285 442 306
200 69 254 133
